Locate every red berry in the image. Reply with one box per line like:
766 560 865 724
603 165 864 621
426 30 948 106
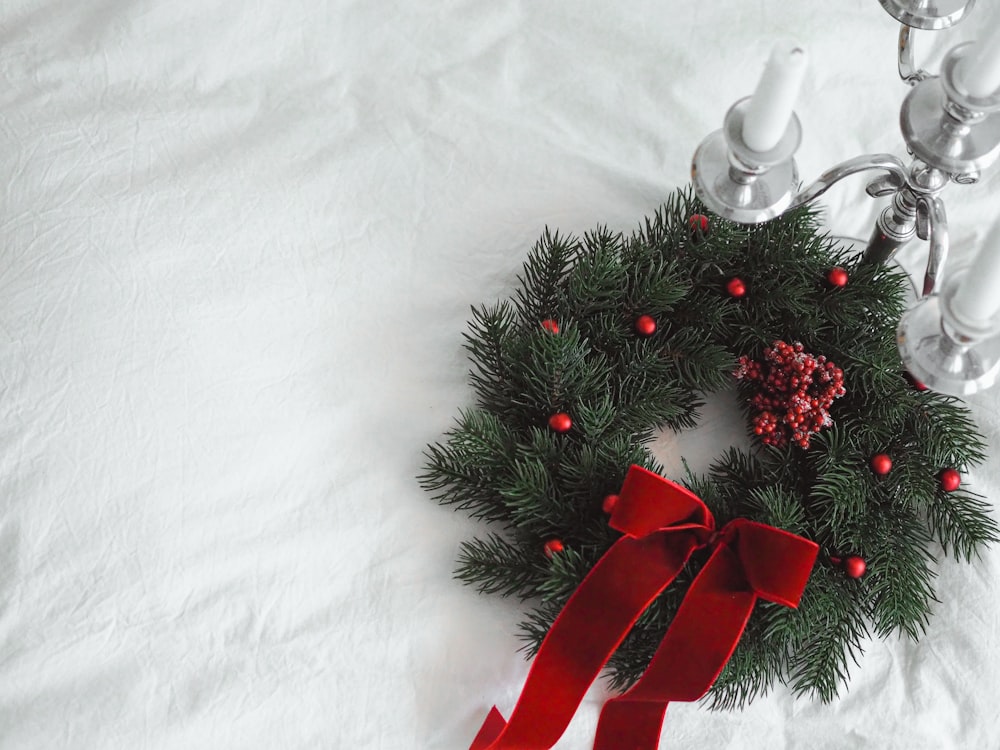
841 555 868 579
688 214 710 235
635 315 657 337
540 319 560 334
871 453 892 476
939 468 961 492
903 371 928 391
726 278 746 298
827 267 849 288
601 494 619 514
843 555 867 579
543 539 564 559
548 412 572 433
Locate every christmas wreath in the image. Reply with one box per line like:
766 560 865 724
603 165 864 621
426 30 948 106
421 189 996 733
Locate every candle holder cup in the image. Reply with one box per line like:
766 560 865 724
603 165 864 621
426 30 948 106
878 0 976 29
691 97 801 224
898 268 1000 396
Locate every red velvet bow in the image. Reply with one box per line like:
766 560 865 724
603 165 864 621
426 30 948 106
469 465 819 750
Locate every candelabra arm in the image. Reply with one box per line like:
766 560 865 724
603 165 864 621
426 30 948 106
787 153 908 211
898 25 932 86
915 194 949 296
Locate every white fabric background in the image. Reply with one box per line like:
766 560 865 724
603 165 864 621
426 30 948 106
2 1 1000 748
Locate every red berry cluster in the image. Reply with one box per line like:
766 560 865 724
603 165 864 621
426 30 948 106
735 340 847 449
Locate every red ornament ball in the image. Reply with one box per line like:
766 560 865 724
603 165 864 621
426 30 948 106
688 214 710 236
543 539 564 559
939 468 961 492
843 555 867 579
827 267 849 288
634 315 657 337
871 453 892 476
540 319 560 334
601 494 619 514
903 371 928 391
726 277 747 298
548 412 572 433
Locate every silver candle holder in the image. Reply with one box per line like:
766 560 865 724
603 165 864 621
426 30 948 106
691 0 1000 396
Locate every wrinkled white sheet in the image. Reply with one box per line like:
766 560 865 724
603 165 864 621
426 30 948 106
2 1 1000 748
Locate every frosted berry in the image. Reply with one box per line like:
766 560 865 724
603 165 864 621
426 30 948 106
735 340 846 449
827 267 849 288
939 468 961 492
543 539 564 559
871 453 892 476
726 277 747 298
541 319 560 334
548 412 572 433
635 315 657 337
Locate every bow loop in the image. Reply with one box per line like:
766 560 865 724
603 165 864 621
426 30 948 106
610 465 714 538
731 519 818 607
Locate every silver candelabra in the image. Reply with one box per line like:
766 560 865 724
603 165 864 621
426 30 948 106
691 0 1000 396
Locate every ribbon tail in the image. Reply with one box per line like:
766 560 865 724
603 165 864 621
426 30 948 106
470 707 508 750
593 545 757 750
468 532 697 749
594 700 666 750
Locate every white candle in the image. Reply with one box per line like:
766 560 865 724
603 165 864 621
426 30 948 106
742 42 808 153
959 4 1000 97
952 217 1000 326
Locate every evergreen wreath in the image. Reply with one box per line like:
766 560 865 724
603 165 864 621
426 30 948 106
420 188 997 708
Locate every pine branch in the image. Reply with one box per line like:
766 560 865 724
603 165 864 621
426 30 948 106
456 533 547 599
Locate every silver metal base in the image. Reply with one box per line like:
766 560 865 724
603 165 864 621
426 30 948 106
897 293 1000 396
878 0 975 29
901 45 1000 177
691 131 798 223
691 98 801 224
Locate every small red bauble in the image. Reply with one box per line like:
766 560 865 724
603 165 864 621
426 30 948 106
548 412 572 433
543 539 564 559
871 453 892 476
827 267 849 288
726 277 746 298
688 214 710 236
540 319 560 334
903 371 928 391
843 555 867 579
601 494 619 514
939 468 961 492
634 315 657 337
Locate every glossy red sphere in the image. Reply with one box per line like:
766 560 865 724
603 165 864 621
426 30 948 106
548 412 572 433
827 267 849 288
635 315 657 337
843 555 867 579
726 278 746 298
541 319 560 334
601 494 619 514
543 539 564 559
871 453 892 476
940 468 961 492
688 214 709 233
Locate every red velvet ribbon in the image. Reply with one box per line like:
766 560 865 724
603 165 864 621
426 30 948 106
469 464 819 750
